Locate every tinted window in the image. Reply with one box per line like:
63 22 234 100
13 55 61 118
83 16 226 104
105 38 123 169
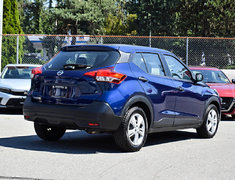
192 69 230 83
142 53 164 76
164 55 191 80
1 66 36 79
132 53 148 73
44 51 120 70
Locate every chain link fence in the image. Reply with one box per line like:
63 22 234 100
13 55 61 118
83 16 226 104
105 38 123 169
1 34 235 70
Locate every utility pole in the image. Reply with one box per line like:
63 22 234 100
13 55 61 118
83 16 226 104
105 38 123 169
0 0 3 73
149 12 152 47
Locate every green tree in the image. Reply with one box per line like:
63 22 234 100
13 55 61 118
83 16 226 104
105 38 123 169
40 36 65 60
126 0 234 37
126 0 179 36
175 0 235 67
104 1 137 35
51 0 116 35
176 0 235 37
18 0 45 34
2 0 24 70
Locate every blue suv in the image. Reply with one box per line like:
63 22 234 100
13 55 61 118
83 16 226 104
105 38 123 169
23 44 221 152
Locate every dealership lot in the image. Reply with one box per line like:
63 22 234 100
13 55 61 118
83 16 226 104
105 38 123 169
0 110 234 180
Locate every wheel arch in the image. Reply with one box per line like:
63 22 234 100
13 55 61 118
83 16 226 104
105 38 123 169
204 96 221 121
121 94 154 130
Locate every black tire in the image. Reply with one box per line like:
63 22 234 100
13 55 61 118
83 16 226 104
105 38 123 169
221 115 227 120
34 122 66 141
113 107 148 152
197 104 220 138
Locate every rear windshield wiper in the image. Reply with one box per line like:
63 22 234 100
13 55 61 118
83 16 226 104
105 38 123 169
63 64 92 70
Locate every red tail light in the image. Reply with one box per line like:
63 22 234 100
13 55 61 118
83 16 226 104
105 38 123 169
88 123 100 126
31 66 42 78
84 68 126 84
24 115 30 120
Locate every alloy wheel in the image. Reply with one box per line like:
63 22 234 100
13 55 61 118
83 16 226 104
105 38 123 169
206 109 218 135
127 113 146 146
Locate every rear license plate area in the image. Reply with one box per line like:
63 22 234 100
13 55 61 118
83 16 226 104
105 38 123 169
51 85 69 98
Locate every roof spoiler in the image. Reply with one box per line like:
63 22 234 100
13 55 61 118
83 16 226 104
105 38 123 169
61 45 117 52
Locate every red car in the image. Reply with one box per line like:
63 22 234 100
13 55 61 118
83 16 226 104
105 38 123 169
190 67 235 119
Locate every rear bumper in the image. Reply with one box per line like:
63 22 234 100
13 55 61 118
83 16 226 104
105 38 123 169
23 96 122 131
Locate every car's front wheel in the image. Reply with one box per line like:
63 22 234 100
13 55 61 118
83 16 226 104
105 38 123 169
197 104 219 138
34 122 66 141
113 107 148 152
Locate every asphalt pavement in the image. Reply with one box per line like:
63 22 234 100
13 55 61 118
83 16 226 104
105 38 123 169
0 109 234 180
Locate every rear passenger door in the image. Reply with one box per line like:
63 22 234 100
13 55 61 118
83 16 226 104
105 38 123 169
163 55 205 126
129 52 176 127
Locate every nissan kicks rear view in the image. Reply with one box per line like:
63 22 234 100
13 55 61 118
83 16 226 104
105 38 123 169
23 45 221 152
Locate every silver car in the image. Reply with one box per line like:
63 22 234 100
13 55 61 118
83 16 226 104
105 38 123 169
0 64 41 109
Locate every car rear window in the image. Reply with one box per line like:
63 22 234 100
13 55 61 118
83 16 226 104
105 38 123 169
44 50 120 71
1 66 36 79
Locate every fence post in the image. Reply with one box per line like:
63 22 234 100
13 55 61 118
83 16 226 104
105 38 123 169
0 34 2 73
16 35 19 64
100 36 103 44
0 0 3 72
149 30 152 47
186 37 189 66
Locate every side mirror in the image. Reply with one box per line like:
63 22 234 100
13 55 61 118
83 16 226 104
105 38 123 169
232 79 235 84
194 73 203 82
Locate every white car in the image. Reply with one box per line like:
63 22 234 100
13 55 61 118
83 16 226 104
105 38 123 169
0 64 41 109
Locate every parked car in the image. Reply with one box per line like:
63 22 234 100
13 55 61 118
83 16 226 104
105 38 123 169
0 64 41 109
23 45 221 152
190 66 235 119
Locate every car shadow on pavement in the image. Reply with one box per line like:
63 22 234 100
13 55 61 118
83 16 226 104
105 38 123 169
0 130 198 154
221 116 235 121
146 131 198 147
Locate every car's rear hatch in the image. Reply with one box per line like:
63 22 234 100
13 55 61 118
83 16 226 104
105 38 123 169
31 45 121 106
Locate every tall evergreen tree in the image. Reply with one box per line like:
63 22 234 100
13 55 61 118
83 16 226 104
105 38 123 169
126 0 179 36
3 0 22 34
176 0 235 37
104 0 138 35
126 0 234 37
51 0 116 35
17 0 45 34
2 0 24 70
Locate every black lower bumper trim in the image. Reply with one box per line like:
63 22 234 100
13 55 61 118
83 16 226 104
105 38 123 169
23 97 122 131
6 98 25 108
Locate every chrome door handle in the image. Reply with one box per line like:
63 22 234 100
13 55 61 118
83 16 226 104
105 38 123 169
177 86 184 91
138 76 148 82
